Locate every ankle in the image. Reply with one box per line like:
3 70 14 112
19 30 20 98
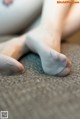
41 19 63 33
39 24 62 40
9 36 28 58
40 24 61 52
17 35 29 55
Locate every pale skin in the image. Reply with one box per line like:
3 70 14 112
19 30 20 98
0 0 80 76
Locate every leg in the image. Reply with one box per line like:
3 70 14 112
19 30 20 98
28 2 80 40
0 0 43 35
24 0 72 76
0 0 74 76
63 3 80 39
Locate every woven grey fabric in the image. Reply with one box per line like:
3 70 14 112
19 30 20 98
0 31 80 119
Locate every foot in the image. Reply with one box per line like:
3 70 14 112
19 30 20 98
3 0 14 6
0 27 72 76
0 36 28 75
0 37 28 59
0 54 24 75
25 26 72 76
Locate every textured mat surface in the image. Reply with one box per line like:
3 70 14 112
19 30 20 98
0 31 80 119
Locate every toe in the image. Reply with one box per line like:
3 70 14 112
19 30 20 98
56 58 72 77
0 54 25 76
56 67 71 77
40 48 72 76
